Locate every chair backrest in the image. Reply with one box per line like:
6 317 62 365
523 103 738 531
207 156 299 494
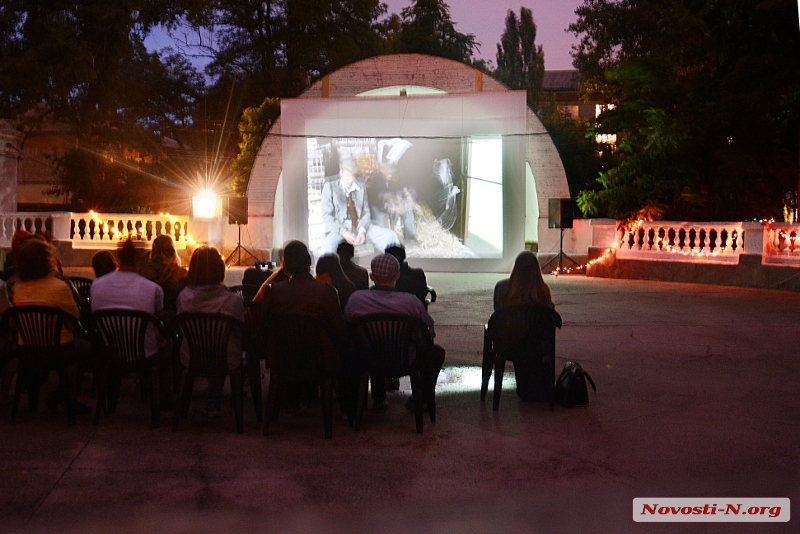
487 305 560 361
91 309 162 366
2 305 80 349
350 314 432 378
266 314 337 373
227 285 244 300
173 313 243 375
69 276 93 302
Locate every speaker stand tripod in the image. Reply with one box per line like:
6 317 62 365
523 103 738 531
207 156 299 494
226 224 258 267
541 227 581 273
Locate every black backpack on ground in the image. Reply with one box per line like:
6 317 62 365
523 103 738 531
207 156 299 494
555 361 596 407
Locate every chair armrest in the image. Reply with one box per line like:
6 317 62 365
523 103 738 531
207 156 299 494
426 286 437 304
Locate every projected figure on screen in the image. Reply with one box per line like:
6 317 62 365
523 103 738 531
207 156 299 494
320 155 400 255
369 138 419 243
433 158 461 231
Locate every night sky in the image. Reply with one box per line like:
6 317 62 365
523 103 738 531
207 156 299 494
384 0 584 70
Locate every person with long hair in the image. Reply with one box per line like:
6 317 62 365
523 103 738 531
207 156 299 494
176 247 244 418
10 238 91 413
140 235 187 317
315 254 356 310
487 251 561 402
493 251 554 311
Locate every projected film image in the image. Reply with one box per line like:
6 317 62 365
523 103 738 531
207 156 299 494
307 135 503 259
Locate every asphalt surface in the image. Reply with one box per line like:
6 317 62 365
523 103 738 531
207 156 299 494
1 270 798 533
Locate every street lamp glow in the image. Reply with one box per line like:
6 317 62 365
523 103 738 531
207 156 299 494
192 190 222 219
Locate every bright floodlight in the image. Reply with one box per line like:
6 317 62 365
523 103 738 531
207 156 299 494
192 190 222 219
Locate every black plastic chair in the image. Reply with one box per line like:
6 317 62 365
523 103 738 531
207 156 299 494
227 285 244 300
68 276 93 302
171 313 245 434
262 314 338 439
91 309 164 428
424 285 437 310
481 304 562 411
350 314 435 434
3 306 88 426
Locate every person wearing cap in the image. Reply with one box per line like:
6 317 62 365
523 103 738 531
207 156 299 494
258 240 347 411
343 253 446 412
320 155 400 255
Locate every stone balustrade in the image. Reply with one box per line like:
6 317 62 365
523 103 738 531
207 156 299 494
0 212 54 247
0 212 192 251
616 221 746 264
762 222 800 266
67 212 191 249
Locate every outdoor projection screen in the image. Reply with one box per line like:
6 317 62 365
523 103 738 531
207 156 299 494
280 91 527 272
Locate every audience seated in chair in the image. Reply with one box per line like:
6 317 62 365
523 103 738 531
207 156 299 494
315 254 356 310
258 241 347 414
485 251 562 403
336 242 369 290
385 245 433 308
90 238 172 410
176 247 245 418
7 238 91 421
344 253 445 413
140 235 188 319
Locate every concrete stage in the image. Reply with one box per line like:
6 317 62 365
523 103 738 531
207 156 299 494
1 272 798 532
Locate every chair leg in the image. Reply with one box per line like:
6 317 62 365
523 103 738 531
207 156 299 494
263 370 280 436
246 357 263 423
481 327 492 401
149 364 160 429
353 372 369 432
9 359 25 424
410 371 424 434
493 359 505 411
61 364 77 427
93 363 108 426
547 356 555 412
230 371 244 435
321 376 333 439
172 370 193 431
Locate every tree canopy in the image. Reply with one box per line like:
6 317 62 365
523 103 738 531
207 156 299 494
494 7 544 111
571 0 800 221
391 0 478 63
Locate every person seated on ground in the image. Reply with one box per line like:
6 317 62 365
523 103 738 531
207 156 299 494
385 245 429 304
252 247 290 303
320 154 400 255
91 250 117 279
336 241 369 290
343 253 446 413
176 247 245 418
9 238 91 412
90 238 172 409
315 254 357 310
140 235 188 318
488 251 562 402
368 154 418 243
258 241 347 412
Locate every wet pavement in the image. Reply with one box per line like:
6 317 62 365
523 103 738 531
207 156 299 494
1 270 798 532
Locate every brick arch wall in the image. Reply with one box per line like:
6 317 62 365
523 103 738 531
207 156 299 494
246 54 569 251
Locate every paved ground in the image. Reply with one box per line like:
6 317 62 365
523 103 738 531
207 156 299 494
2 271 798 533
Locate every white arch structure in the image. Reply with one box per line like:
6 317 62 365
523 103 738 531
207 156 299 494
246 54 570 269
